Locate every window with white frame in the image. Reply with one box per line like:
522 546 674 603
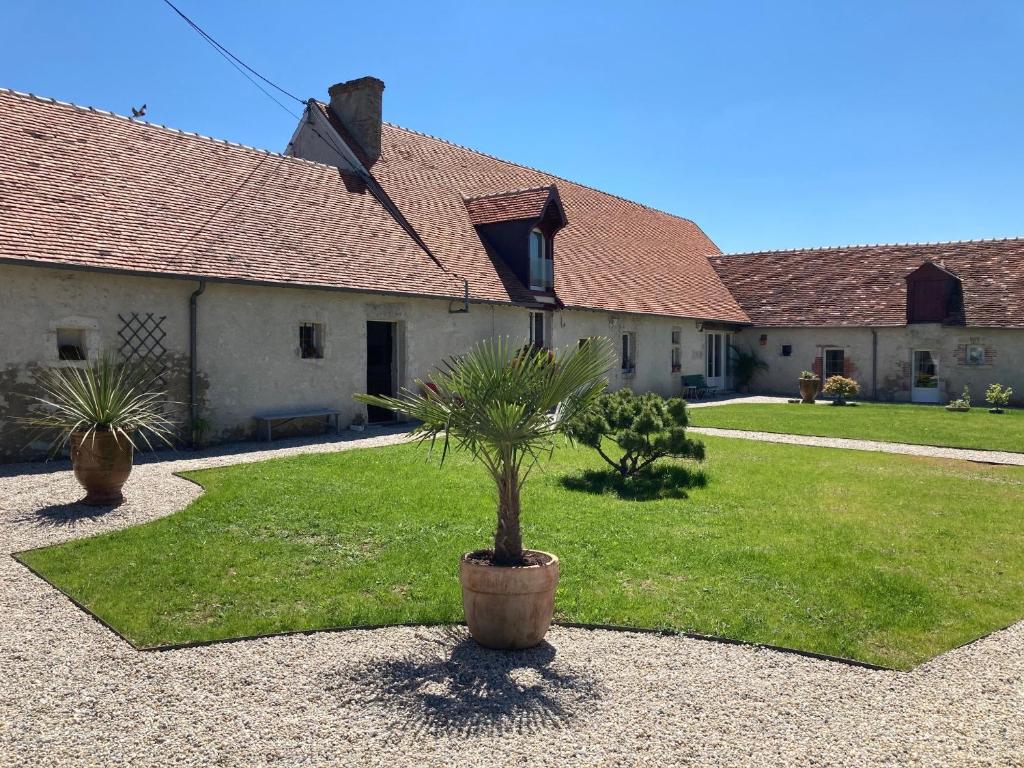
529 311 546 348
528 228 553 291
299 323 324 359
621 332 636 374
671 326 681 372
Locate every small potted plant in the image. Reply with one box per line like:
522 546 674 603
985 383 1013 414
21 355 177 505
349 411 367 432
945 386 972 412
822 375 859 406
798 370 820 404
356 336 614 650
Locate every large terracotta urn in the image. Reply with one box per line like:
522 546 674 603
798 377 820 404
459 550 559 649
70 430 133 505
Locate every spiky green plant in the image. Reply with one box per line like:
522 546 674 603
355 336 615 565
20 355 179 453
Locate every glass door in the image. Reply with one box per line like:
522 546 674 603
706 332 726 389
911 350 940 403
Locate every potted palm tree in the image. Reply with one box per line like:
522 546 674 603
729 345 768 393
21 355 178 505
356 336 614 650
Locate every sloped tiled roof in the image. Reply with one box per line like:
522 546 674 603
0 89 463 299
463 186 557 226
314 102 749 322
710 239 1024 328
372 122 749 321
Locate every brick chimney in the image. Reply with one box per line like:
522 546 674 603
327 76 385 164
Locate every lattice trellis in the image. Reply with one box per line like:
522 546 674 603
118 312 168 392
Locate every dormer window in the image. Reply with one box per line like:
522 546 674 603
529 228 552 291
464 185 566 296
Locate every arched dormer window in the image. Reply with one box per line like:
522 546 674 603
529 228 552 291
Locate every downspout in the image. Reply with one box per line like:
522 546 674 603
871 328 878 400
189 279 206 449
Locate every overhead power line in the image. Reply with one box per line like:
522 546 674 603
160 0 304 118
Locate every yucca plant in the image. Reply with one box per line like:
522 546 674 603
21 354 178 452
355 336 614 565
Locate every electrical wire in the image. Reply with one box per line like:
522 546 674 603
160 0 303 118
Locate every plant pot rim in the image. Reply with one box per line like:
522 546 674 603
461 549 558 570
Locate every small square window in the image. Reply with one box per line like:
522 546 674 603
781 344 792 357
966 344 985 365
299 323 324 359
56 327 87 360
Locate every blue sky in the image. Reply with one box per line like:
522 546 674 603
4 1 1024 253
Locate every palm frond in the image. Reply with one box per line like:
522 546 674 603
19 354 179 453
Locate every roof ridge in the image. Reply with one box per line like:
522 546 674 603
462 185 554 202
0 87 339 173
381 119 705 229
716 235 1024 258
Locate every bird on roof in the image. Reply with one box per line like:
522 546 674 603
131 104 147 118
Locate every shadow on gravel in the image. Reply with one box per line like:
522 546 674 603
325 627 602 736
560 464 708 501
20 500 123 527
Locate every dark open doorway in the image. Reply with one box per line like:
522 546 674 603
366 321 396 423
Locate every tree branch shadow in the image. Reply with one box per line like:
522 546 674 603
559 464 709 500
323 627 602 737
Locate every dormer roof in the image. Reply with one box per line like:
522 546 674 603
463 186 566 229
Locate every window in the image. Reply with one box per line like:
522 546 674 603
824 348 845 379
966 344 985 365
706 333 723 379
621 332 636 374
299 323 323 359
671 326 681 372
56 327 87 360
529 311 546 349
781 344 792 357
528 228 553 291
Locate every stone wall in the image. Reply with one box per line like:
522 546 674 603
0 264 714 461
734 324 1024 404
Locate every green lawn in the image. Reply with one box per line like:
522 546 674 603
17 437 1024 669
689 402 1024 452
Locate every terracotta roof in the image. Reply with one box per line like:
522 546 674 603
463 187 557 226
710 239 1024 328
0 89 463 299
316 102 749 322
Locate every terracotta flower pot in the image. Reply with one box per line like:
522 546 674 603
70 430 133 505
459 550 559 650
798 377 820 404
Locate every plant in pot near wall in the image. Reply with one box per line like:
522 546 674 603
822 375 860 406
985 383 1013 414
355 336 614 650
798 370 821 404
20 355 177 505
729 345 768 394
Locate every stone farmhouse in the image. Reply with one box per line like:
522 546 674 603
1 76 1021 461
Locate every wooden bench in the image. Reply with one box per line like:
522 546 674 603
254 407 341 442
681 374 717 400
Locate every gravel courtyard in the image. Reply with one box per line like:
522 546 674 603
2 429 1023 767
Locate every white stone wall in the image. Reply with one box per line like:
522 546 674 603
553 310 706 397
734 325 1024 404
0 264 716 460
